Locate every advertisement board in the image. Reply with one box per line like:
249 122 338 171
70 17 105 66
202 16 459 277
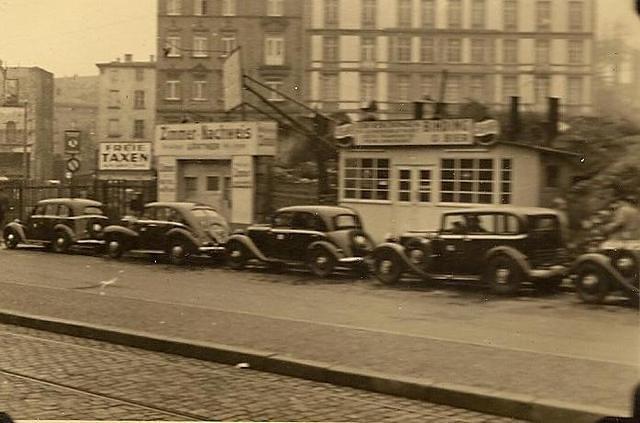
231 156 254 188
223 47 243 112
99 142 152 170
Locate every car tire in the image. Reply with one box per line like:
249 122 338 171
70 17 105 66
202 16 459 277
106 236 124 259
574 262 610 304
168 239 190 266
3 229 19 249
484 254 523 295
306 246 336 278
226 240 249 270
373 249 404 285
52 231 72 254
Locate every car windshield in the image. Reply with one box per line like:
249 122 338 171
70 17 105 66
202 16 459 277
83 206 103 215
191 208 225 228
333 214 361 230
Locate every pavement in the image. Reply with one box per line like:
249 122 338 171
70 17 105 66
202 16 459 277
0 248 638 422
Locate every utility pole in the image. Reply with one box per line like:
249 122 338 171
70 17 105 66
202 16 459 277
22 101 29 181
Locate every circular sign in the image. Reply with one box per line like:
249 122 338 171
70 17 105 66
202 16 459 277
66 157 81 173
67 137 79 148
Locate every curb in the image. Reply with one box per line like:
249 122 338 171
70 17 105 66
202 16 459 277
0 309 622 423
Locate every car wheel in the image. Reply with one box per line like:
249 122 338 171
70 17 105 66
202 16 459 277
226 240 248 270
106 236 124 259
52 231 72 254
3 229 19 249
485 255 523 295
373 249 404 285
168 239 190 266
574 262 610 304
306 246 336 278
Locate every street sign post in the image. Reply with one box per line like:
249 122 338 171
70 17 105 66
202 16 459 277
64 130 81 154
66 157 81 173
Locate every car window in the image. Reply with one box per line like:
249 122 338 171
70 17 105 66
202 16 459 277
167 208 187 225
291 212 327 232
192 208 223 228
141 207 156 220
334 214 360 230
273 212 294 228
155 207 171 221
496 214 520 235
442 214 467 234
83 206 103 215
44 204 58 216
531 215 559 231
32 205 45 216
59 205 71 217
466 214 495 234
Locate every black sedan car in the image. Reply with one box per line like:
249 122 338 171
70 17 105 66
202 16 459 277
3 198 108 253
225 205 374 277
103 202 229 265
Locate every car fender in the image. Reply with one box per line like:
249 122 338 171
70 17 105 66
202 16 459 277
166 227 200 250
53 224 75 241
4 222 26 243
573 253 639 295
372 242 431 278
308 240 343 261
103 225 139 240
227 234 270 262
485 246 530 275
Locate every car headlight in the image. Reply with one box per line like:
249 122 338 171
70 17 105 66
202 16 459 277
354 235 368 247
92 223 103 233
616 257 634 269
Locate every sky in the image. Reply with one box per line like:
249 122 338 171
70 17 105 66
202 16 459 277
0 0 639 77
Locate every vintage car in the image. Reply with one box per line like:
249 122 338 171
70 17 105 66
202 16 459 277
103 202 229 265
371 207 570 294
572 239 640 305
225 205 374 277
3 198 108 253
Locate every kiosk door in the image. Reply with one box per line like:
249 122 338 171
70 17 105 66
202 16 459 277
394 166 434 229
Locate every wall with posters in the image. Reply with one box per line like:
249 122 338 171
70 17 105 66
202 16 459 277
154 121 277 225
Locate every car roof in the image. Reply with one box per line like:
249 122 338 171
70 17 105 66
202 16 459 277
37 198 103 208
276 205 358 217
144 202 218 212
443 206 559 217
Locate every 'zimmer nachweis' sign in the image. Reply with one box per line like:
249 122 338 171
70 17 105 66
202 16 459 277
99 142 151 170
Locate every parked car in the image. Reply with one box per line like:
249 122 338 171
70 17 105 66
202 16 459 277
371 207 570 294
572 239 640 305
225 205 374 277
3 198 108 253
103 202 228 265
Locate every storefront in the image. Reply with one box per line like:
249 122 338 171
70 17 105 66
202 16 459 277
336 118 580 242
154 121 277 225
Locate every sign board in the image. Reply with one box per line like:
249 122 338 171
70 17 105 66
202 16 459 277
66 157 81 173
335 118 501 147
223 47 243 112
231 156 254 188
155 121 277 157
64 130 82 154
99 142 152 170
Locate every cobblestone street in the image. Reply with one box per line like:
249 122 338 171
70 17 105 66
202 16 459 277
1 324 524 422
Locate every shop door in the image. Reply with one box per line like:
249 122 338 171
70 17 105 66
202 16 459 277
395 166 434 229
179 161 231 220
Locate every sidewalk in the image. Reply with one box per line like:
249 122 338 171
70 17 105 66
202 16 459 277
0 282 636 422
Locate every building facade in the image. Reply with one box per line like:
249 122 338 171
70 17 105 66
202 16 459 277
0 67 54 180
96 54 156 180
305 0 595 119
156 0 306 124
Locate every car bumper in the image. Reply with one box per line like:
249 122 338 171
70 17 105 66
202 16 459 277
529 265 568 279
338 256 367 265
198 246 226 255
76 239 106 246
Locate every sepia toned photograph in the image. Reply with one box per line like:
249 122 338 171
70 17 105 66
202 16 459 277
0 0 638 422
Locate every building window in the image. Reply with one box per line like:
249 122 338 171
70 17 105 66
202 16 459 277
134 90 145 109
323 36 339 61
441 159 495 204
135 68 144 81
167 0 181 15
471 39 486 63
397 74 410 101
503 0 517 31
222 0 236 16
446 38 462 63
108 119 120 137
568 1 583 31
5 121 16 143
165 36 181 57
536 0 551 31
398 0 412 27
133 120 145 139
194 0 208 15
447 0 462 29
568 39 583 64
469 75 485 101
193 79 207 100
361 37 376 64
360 74 376 102
395 36 412 62
567 76 583 105
343 158 389 201
265 36 285 65
502 75 518 102
421 0 435 28
193 36 208 57
320 74 339 101
108 90 120 108
421 37 435 62
207 176 220 191
324 0 339 26
534 76 550 105
165 80 181 100
267 0 284 16
445 75 461 103
221 35 237 56
535 39 550 64
421 74 435 99
398 168 432 203
545 164 559 188
500 159 512 204
362 0 376 27
471 0 486 29
185 177 198 192
503 39 518 64
266 79 284 102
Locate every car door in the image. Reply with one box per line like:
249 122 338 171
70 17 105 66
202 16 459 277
288 212 324 261
135 206 160 251
463 213 499 273
26 205 45 241
269 211 295 260
438 213 471 275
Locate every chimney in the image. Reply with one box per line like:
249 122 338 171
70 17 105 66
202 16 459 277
124 54 133 63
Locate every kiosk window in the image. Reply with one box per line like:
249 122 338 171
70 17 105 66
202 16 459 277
440 158 495 204
344 158 389 201
207 176 220 191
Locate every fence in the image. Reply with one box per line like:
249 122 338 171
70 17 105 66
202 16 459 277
270 179 337 212
0 178 157 223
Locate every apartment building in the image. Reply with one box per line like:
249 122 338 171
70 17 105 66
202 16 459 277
305 0 595 118
156 0 305 124
96 54 156 180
